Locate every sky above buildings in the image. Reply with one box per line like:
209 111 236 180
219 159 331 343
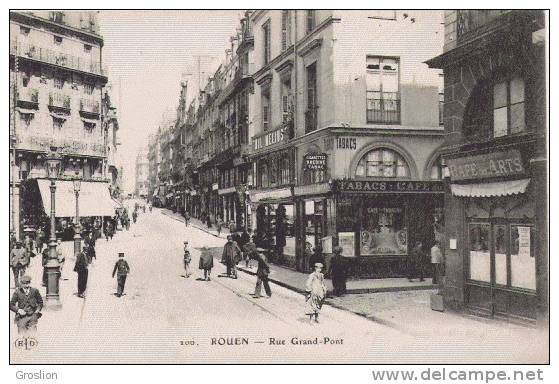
99 10 244 192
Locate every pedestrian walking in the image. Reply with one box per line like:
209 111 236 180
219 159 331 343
23 233 34 260
9 230 17 253
305 263 327 323
304 242 314 272
408 241 425 282
74 248 89 298
239 229 252 268
216 217 223 236
85 232 96 262
251 252 271 299
112 252 130 297
132 210 138 224
10 275 43 334
229 220 236 234
183 241 192 278
57 239 65 275
221 235 241 278
35 227 45 254
10 240 28 287
430 241 442 284
198 245 214 281
328 246 348 296
41 247 49 287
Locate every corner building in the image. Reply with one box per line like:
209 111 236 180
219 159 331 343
248 11 446 276
427 10 547 323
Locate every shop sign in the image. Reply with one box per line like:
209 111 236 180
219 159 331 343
253 126 288 151
250 187 292 202
338 232 356 257
447 150 524 181
336 180 444 193
304 153 327 170
16 134 105 157
336 137 357 150
517 226 531 257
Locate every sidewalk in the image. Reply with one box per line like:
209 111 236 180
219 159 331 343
160 208 437 294
161 208 231 239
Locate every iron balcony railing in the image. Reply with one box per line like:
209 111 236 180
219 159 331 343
366 92 400 124
17 88 39 104
10 40 104 76
80 98 100 114
49 92 71 109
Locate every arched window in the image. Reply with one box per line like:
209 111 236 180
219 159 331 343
356 148 409 178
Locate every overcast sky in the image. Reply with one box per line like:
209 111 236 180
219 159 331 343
99 10 244 192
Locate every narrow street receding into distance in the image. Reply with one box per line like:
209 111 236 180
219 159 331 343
10 207 548 364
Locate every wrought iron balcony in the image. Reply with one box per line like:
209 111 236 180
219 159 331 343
80 98 100 114
17 88 39 107
49 92 71 110
366 92 400 124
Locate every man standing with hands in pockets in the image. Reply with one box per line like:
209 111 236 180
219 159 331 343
112 252 130 297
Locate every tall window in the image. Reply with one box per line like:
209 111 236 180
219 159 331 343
356 148 410 178
438 73 444 126
54 77 64 90
493 77 525 137
366 56 400 124
305 63 318 133
281 10 290 51
84 83 94 95
306 10 316 34
262 88 271 131
263 20 271 65
281 78 292 123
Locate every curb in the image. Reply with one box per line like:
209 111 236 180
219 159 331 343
160 209 226 239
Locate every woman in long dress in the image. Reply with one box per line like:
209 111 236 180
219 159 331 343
305 262 327 323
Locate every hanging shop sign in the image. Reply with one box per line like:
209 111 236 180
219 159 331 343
335 180 444 193
446 150 525 181
304 153 327 170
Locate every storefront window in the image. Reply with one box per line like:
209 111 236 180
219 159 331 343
510 225 536 290
469 223 491 282
361 207 407 255
494 224 507 285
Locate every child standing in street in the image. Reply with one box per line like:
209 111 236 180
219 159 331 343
198 245 214 281
305 262 327 323
183 241 192 278
112 252 130 297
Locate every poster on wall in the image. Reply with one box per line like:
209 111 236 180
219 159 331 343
338 232 356 257
360 207 407 255
517 226 531 257
321 236 333 254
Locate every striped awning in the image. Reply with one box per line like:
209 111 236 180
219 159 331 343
451 179 530 197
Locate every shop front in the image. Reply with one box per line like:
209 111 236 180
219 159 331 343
332 180 444 277
444 148 545 323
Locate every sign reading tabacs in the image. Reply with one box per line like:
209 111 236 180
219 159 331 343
447 150 525 181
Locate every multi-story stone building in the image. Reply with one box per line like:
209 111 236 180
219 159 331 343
427 10 547 323
134 147 149 198
248 10 445 275
147 132 161 204
9 11 116 238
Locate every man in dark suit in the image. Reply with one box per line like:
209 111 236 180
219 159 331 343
252 252 271 298
221 235 241 278
74 248 89 298
112 252 130 297
10 275 43 334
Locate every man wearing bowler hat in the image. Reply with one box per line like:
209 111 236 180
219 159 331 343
10 275 43 334
112 252 130 297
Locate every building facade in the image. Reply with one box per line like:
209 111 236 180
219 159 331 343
134 147 149 198
248 10 445 275
9 11 116 239
427 10 547 323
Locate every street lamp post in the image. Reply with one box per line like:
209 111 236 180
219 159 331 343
73 173 82 259
45 147 63 310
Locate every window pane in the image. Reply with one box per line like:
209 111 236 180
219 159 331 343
383 73 399 93
493 81 508 109
510 225 536 290
469 224 491 282
396 159 408 177
510 77 525 104
367 163 380 177
366 71 381 91
494 225 507 285
493 107 508 137
366 57 380 70
510 102 525 134
356 163 365 177
367 150 380 162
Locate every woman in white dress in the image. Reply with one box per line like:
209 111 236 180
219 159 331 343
305 262 327 323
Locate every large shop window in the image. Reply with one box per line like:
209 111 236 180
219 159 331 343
356 147 409 178
361 206 407 256
468 222 536 290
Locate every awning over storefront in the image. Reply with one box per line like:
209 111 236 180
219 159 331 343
38 179 117 217
451 179 530 197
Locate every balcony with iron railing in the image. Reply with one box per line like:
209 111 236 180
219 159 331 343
17 88 39 108
366 92 400 124
10 40 104 77
49 92 71 110
456 10 512 41
80 98 100 114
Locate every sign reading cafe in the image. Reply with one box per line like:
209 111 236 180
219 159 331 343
335 180 444 193
446 150 525 181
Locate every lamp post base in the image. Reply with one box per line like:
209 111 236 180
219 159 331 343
44 295 62 311
45 241 62 310
74 232 82 259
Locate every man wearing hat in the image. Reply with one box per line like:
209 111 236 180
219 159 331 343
10 240 29 288
112 252 130 297
73 248 89 298
10 275 43 334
